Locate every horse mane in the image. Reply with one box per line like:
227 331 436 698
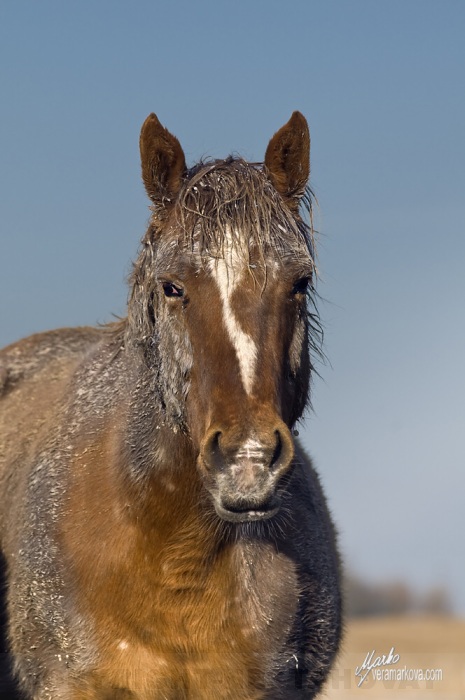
151 157 316 263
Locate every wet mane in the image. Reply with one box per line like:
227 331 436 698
170 157 316 263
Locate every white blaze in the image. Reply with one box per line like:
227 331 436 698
209 233 257 395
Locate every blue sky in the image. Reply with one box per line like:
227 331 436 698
1 1 464 612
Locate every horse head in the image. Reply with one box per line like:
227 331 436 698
130 112 318 523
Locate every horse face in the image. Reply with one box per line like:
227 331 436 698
151 234 313 522
138 112 315 522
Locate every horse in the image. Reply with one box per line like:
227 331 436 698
0 112 342 699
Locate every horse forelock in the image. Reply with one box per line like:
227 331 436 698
161 158 315 265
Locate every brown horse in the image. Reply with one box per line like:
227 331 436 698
0 112 341 699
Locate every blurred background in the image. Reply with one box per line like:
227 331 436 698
1 1 464 695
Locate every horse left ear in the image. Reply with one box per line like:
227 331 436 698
264 112 310 207
140 113 187 204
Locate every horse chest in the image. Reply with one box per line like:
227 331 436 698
88 540 300 698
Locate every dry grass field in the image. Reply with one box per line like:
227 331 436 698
323 615 465 699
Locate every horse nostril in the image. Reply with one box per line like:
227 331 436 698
270 430 283 471
203 430 224 471
212 431 222 454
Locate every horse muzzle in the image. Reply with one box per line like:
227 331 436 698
199 422 295 523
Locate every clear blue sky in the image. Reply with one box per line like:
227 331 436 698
1 1 464 612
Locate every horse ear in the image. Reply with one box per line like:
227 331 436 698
140 113 187 204
264 112 310 207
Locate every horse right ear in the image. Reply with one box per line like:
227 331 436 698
140 113 187 204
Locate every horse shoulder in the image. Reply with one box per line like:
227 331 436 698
0 326 104 540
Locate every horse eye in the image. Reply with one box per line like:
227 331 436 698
163 282 184 298
292 277 310 295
